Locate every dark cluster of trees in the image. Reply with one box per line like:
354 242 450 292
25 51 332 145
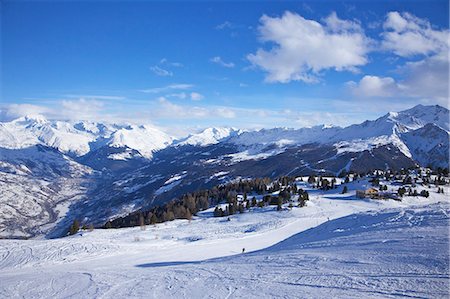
434 167 449 176
397 187 429 198
213 184 310 217
307 175 338 190
104 176 302 229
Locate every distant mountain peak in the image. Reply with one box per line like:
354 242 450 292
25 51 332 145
389 104 449 131
14 114 48 124
176 127 242 146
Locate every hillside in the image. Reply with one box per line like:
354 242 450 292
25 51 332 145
0 179 448 298
0 104 448 238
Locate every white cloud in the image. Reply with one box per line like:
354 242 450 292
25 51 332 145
324 11 361 33
167 92 187 99
382 11 449 57
190 92 204 101
155 98 208 118
154 98 237 120
347 52 448 105
400 52 449 104
160 58 183 67
60 99 105 120
139 84 194 94
0 99 112 122
64 94 125 100
247 11 371 83
347 75 403 97
0 98 388 133
214 107 236 118
347 12 449 105
0 104 51 121
216 21 234 30
210 56 235 68
294 111 351 128
150 65 173 77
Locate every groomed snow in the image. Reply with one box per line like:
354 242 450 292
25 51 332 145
0 180 448 298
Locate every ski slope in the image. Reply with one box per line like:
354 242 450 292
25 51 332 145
0 182 448 298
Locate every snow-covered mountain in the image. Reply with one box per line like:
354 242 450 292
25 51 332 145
0 115 172 159
175 127 242 147
227 104 449 166
0 104 448 238
1 104 447 165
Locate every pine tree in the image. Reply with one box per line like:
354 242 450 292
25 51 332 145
150 213 158 225
69 219 80 235
213 206 220 217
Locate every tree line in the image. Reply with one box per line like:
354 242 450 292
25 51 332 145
103 176 302 229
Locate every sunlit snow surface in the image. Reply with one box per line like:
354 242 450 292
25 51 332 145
0 182 448 298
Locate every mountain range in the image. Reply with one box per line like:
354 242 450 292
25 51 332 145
0 104 448 238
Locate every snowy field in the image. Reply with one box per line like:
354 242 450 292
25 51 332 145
0 181 449 298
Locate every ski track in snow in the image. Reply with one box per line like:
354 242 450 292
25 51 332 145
0 183 449 298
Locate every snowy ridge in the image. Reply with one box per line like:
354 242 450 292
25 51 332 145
108 125 172 159
388 104 449 131
0 104 447 162
0 116 172 159
175 127 242 146
226 104 448 165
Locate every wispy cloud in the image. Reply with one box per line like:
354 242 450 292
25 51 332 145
63 94 126 100
153 98 237 120
139 84 194 94
210 56 235 68
190 92 204 101
167 92 187 99
215 21 234 30
160 58 183 67
150 65 173 77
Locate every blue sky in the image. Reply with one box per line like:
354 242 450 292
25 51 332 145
1 0 448 135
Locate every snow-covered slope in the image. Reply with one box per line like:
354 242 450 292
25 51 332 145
401 123 450 168
175 127 242 146
231 104 448 148
0 145 95 238
227 104 448 167
0 181 448 298
389 104 449 131
229 125 341 147
108 125 172 159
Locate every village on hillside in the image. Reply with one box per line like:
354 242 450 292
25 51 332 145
98 166 449 231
